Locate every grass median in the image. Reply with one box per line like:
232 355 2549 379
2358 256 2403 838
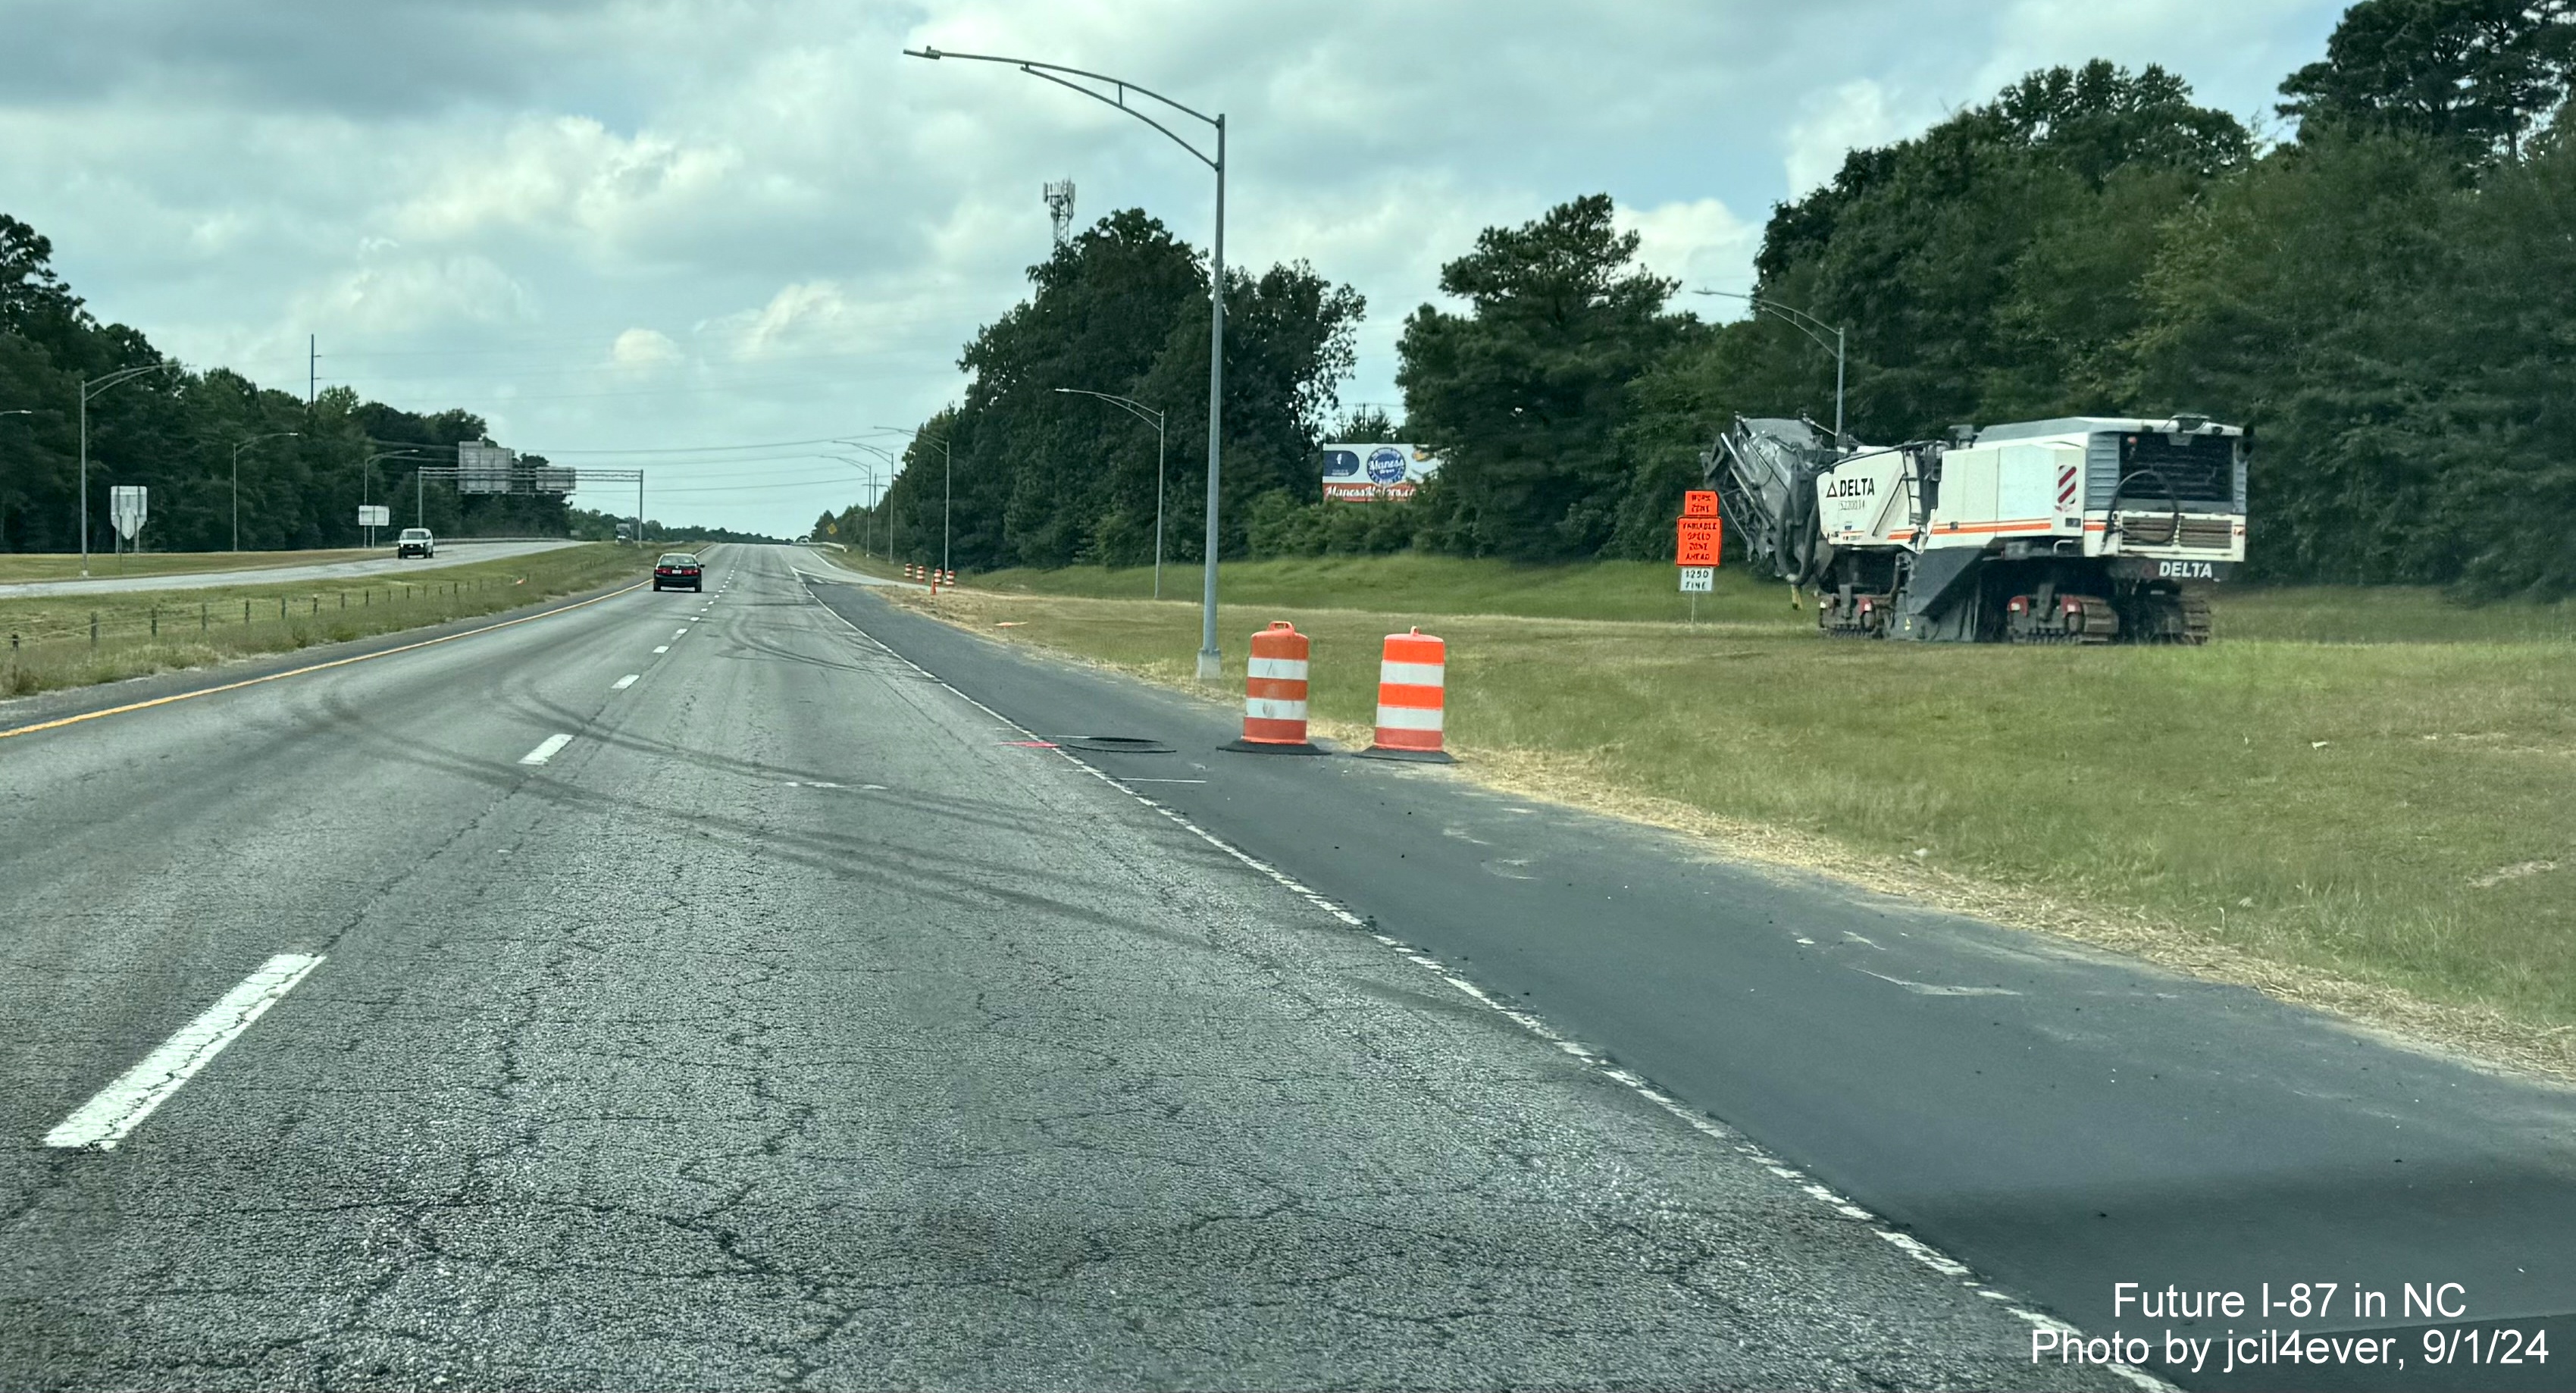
911 559 2576 1075
0 547 387 584
0 543 656 699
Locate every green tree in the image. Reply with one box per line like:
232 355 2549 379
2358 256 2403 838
1398 194 1686 559
2279 0 2576 161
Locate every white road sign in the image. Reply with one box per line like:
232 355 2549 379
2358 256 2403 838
357 505 390 527
1679 566 1714 593
109 486 149 541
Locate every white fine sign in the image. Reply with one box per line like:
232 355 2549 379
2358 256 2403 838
109 486 148 541
1679 566 1714 593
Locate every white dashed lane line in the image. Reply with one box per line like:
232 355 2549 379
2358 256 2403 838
44 953 326 1150
653 645 668 654
518 733 574 765
612 675 639 690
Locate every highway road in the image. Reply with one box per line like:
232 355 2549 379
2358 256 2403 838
0 545 2125 1391
0 540 584 599
799 561 2576 1393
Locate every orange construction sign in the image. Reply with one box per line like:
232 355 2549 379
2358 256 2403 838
1676 515 1723 566
1682 489 1720 518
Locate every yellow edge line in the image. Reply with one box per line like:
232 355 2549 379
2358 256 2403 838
0 581 649 743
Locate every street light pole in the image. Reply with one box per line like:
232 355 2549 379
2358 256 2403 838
818 451 891 560
1695 290 1848 443
1053 387 1167 599
905 44 1227 677
78 363 181 577
360 446 430 546
229 431 301 552
868 425 951 573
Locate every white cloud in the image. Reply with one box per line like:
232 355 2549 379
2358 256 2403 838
1784 80 1909 199
0 0 2349 534
1617 198 1759 293
609 327 683 368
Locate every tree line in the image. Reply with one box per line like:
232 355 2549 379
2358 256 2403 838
847 0 2574 597
0 216 571 553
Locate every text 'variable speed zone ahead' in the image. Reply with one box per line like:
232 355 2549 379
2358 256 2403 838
1676 515 1722 567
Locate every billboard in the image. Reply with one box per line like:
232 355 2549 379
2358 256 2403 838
1319 443 1440 502
457 440 516 494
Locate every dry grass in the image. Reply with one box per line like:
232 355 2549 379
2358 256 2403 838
895 582 2576 1082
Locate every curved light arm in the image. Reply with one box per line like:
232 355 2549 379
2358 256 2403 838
867 424 947 447
903 47 1219 169
230 430 301 463
1695 290 1842 356
83 362 182 401
1053 387 1163 432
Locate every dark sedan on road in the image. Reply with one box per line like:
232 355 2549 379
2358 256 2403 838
653 552 704 591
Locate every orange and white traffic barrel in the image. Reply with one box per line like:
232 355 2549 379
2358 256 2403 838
1222 621 1326 755
1358 627 1452 762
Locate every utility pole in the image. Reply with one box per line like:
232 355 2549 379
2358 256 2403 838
869 424 951 574
308 335 316 405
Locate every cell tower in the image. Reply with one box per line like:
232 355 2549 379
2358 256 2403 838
1044 179 1077 247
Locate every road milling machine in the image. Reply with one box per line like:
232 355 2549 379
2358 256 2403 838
1704 415 2247 643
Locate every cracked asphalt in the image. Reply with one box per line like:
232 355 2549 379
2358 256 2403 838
0 545 2130 1391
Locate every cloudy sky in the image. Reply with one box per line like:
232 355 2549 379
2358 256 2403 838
2 0 2346 535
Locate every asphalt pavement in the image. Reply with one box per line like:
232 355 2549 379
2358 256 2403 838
0 540 584 598
0 544 2123 1390
802 565 2576 1393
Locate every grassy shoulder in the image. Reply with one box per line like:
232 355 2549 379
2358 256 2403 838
975 555 2576 643
0 547 387 584
1 543 658 699
916 561 2576 1076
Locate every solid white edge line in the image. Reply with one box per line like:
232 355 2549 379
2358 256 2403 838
612 675 640 690
791 569 2174 1393
44 953 325 1150
519 732 573 765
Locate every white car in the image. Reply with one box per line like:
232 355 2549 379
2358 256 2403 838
396 527 437 559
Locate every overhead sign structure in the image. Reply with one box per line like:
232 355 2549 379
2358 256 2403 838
1319 443 1441 502
1676 515 1723 567
357 505 390 527
109 486 149 542
1679 566 1714 593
